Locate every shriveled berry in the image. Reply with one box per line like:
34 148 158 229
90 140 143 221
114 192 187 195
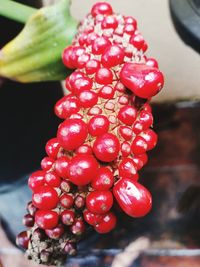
45 138 60 159
61 210 75 225
32 185 59 210
23 214 34 227
118 106 137 125
54 94 80 119
94 212 116 233
141 129 158 150
64 241 77 256
131 136 148 155
119 158 137 178
41 157 54 171
16 231 29 249
60 180 72 193
88 115 110 136
45 224 64 240
70 219 86 235
28 170 45 191
57 118 88 151
86 191 113 214
35 210 59 229
54 156 70 179
79 90 98 108
91 167 114 191
27 201 37 216
45 171 61 187
91 2 113 17
60 194 74 209
95 68 113 85
74 195 85 209
102 45 124 68
67 154 99 186
93 133 120 162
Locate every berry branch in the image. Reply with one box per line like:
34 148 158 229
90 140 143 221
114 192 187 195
0 0 37 23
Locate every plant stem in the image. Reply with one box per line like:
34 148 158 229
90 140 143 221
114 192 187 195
0 0 37 23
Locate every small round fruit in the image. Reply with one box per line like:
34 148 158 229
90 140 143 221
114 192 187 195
91 2 113 17
28 170 45 191
88 115 110 136
91 167 114 191
45 171 61 187
118 158 137 178
35 210 59 229
94 212 117 233
16 231 29 249
131 136 148 155
45 224 64 239
45 138 60 159
54 156 70 179
86 191 113 214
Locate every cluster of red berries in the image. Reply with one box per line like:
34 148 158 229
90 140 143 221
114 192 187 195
16 2 164 265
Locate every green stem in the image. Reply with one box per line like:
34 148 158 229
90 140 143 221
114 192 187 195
0 0 37 23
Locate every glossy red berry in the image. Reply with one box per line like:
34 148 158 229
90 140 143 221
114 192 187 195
75 144 93 155
67 154 99 186
102 15 118 29
139 110 153 129
141 129 158 150
118 158 137 178
54 156 70 179
45 224 64 240
61 210 75 226
16 231 29 249
60 194 74 209
26 201 37 216
146 57 159 68
121 141 131 157
54 94 80 119
94 211 117 233
113 178 152 217
118 126 133 141
77 53 91 69
57 118 88 151
98 85 115 99
131 136 148 155
118 106 137 125
41 157 54 171
45 138 60 159
91 167 114 191
91 2 113 17
35 210 59 229
120 63 164 99
83 210 103 226
62 46 75 69
88 115 110 136
95 68 113 85
130 33 144 50
45 171 61 187
93 133 120 162
85 59 100 75
79 90 98 108
86 191 113 214
72 77 93 95
124 16 137 28
28 170 46 191
60 180 73 193
132 153 148 170
32 185 59 210
92 36 111 55
101 45 124 68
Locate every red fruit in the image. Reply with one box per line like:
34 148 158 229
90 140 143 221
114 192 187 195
32 185 59 210
70 46 85 68
118 158 137 178
35 210 59 229
75 144 92 155
91 167 114 191
68 71 85 90
57 118 88 151
86 191 113 214
28 170 45 191
79 90 98 108
98 85 115 99
72 77 93 95
131 136 148 155
102 15 118 29
123 23 136 35
95 68 113 85
86 32 99 45
92 36 111 55
45 224 64 240
119 126 133 141
113 178 152 217
61 210 75 226
54 156 70 179
23 214 34 227
54 94 80 119
132 153 148 170
85 59 100 75
60 194 74 209
93 133 120 162
139 110 153 129
124 16 137 28
120 63 164 98
83 210 103 226
45 171 61 187
88 115 110 136
77 53 91 69
62 46 75 69
67 154 99 186
41 157 54 171
60 180 73 193
70 219 86 235
16 231 29 249
27 201 37 216
130 33 145 50
118 106 137 125
45 138 60 159
101 45 124 68
146 57 159 68
141 129 158 150
94 212 117 233
121 141 131 157
74 195 85 209
91 2 113 17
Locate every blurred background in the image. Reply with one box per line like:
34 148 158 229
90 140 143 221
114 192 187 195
0 0 200 266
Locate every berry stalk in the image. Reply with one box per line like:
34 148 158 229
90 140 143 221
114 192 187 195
17 2 164 266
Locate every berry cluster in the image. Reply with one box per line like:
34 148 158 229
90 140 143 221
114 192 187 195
16 2 164 265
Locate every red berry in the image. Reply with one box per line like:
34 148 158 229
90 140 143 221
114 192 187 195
113 178 152 217
94 211 116 233
101 45 124 68
123 23 136 35
85 59 100 75
95 68 113 85
32 185 59 210
57 118 88 151
88 106 102 116
75 144 92 155
132 153 148 170
72 77 93 95
146 57 159 68
139 110 153 129
67 154 99 186
45 171 61 187
120 63 164 99
93 133 120 162
68 71 84 90
16 231 29 249
91 167 114 191
92 37 111 55
54 156 70 179
60 180 73 193
121 141 131 157
141 129 158 150
54 94 80 119
62 46 75 69
60 194 74 209
45 224 64 239
79 90 98 108
98 85 115 99
86 32 99 45
77 53 91 69
118 158 137 178
86 191 113 214
131 136 148 155
130 33 144 50
118 126 133 141
70 46 85 68
70 219 86 235
83 210 103 226
61 210 75 225
124 16 137 28
118 106 137 125
41 157 54 171
102 15 118 29
88 115 110 136
91 2 113 17
27 201 37 216
35 210 59 229
45 138 60 159
23 214 34 227
28 170 46 191
132 120 143 134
